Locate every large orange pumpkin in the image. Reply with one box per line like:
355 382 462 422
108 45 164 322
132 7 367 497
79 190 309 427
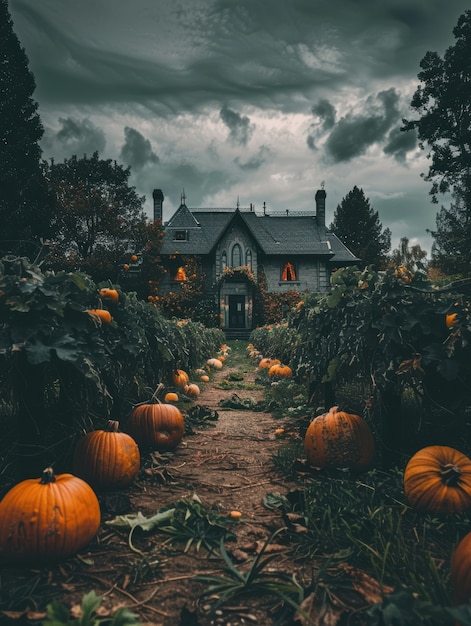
73 420 140 490
403 445 471 515
0 467 100 562
304 406 375 470
451 532 471 606
172 369 189 389
129 402 185 451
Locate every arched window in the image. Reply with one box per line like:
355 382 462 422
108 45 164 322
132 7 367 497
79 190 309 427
221 251 227 270
174 266 187 281
246 248 252 269
231 244 242 268
281 261 296 281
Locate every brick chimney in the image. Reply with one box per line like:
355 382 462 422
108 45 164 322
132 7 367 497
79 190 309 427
152 189 164 223
315 188 326 236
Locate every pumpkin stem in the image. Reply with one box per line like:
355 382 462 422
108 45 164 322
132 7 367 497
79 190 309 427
440 463 462 486
40 467 56 484
150 382 164 404
106 420 120 432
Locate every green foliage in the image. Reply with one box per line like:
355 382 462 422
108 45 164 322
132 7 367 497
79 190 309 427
402 10 471 201
43 152 149 283
0 255 225 476
0 0 50 259
196 529 304 613
329 186 391 269
251 266 471 461
43 590 140 625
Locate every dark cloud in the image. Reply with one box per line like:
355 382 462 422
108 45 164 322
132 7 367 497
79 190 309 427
41 117 106 160
220 105 255 145
234 146 270 170
383 126 418 162
307 98 337 150
120 127 159 170
324 88 402 162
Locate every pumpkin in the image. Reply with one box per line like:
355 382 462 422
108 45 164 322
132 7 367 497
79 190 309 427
0 467 100 562
268 363 292 379
87 309 112 324
403 445 471 515
185 383 200 398
172 369 189 389
129 402 185 451
164 392 179 403
200 375 210 383
98 288 119 304
446 313 459 328
194 368 207 376
304 406 375 470
259 358 281 369
451 532 471 605
73 420 140 490
207 358 223 370
130 254 138 263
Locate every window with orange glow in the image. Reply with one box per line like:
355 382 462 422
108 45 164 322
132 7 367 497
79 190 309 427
174 266 187 281
281 261 297 281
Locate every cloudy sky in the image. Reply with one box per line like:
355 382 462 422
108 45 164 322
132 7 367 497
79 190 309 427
8 0 470 254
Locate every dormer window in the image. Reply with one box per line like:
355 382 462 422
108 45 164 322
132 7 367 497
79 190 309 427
281 261 297 281
174 230 188 241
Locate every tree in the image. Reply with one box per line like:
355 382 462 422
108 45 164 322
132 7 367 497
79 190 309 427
428 186 471 277
389 237 428 273
0 0 51 258
329 186 391 269
402 10 471 203
44 152 149 283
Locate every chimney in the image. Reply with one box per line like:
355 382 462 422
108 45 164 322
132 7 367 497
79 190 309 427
315 188 326 235
152 189 164 223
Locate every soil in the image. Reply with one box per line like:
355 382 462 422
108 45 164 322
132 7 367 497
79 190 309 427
0 343 309 626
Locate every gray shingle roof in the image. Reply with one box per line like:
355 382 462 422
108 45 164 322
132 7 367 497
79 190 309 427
160 205 359 263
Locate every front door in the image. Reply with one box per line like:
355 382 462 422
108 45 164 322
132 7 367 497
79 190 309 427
228 295 245 328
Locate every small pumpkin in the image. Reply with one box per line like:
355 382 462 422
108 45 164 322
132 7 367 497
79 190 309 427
446 312 459 328
451 531 471 606
259 357 275 369
207 358 223 370
129 401 185 451
164 392 179 403
200 374 210 383
185 383 200 398
73 420 140 490
404 445 471 515
304 406 375 470
172 369 189 389
130 254 138 263
98 288 119 304
268 363 292 379
0 467 100 562
87 309 112 324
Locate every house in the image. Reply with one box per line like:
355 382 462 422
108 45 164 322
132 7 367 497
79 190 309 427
153 187 359 334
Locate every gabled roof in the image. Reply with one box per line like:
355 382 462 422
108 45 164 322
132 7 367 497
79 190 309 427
160 205 359 264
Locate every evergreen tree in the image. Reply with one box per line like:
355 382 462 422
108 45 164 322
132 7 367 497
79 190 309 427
0 0 50 258
428 186 471 277
44 152 149 283
402 10 471 203
329 186 391 269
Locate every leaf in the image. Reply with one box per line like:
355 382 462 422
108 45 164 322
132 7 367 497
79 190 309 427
105 508 175 532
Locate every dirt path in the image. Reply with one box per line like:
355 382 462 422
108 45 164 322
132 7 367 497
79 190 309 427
0 345 304 626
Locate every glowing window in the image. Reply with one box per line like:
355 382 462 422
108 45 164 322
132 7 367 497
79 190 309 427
281 261 297 281
231 244 241 267
221 251 227 270
174 266 187 281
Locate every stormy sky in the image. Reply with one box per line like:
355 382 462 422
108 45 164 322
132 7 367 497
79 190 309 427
8 0 470 254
